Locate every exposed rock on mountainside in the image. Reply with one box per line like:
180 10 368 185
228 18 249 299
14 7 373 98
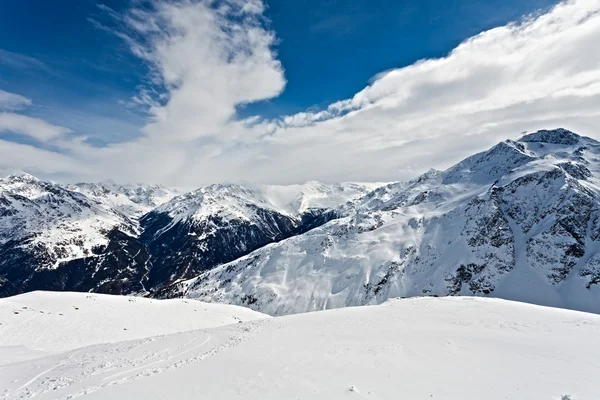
140 184 341 291
0 173 139 296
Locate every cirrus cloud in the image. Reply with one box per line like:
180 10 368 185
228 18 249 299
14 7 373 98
0 90 32 111
0 112 71 141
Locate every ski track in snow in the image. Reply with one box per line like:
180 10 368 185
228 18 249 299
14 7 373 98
2 297 600 400
2 319 267 400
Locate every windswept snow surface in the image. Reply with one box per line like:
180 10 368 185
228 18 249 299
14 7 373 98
1 297 598 399
0 291 267 359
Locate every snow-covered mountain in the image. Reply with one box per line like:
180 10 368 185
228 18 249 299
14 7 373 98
140 184 331 291
5 128 600 316
258 181 385 214
0 173 149 296
1 295 597 399
164 129 600 315
0 175 371 297
70 180 177 217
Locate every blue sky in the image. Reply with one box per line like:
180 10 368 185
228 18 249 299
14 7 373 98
0 0 599 186
252 0 558 117
1 0 557 141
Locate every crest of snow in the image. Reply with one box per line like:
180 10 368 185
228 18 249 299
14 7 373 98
153 183 293 224
520 128 583 145
0 291 267 356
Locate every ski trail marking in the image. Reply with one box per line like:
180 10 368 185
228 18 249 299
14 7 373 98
14 348 84 392
102 335 211 382
15 364 59 392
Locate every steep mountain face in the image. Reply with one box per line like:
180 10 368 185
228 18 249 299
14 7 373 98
19 229 151 295
140 184 327 291
167 129 600 315
0 174 144 296
70 180 176 218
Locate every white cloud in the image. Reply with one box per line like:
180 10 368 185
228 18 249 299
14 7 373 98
2 0 600 186
0 90 31 111
0 48 47 70
0 138 84 175
0 113 71 141
119 0 285 143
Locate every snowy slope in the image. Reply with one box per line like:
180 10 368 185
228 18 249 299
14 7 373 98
1 297 597 399
0 291 266 361
172 129 600 315
70 180 176 217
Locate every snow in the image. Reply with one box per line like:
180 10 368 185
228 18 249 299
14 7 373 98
153 183 289 224
1 296 597 399
0 291 267 353
0 174 137 269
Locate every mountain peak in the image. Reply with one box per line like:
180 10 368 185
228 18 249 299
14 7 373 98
2 172 40 184
71 181 177 217
519 128 582 145
201 183 249 195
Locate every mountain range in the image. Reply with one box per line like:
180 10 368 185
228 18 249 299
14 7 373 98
1 128 599 315
0 174 376 297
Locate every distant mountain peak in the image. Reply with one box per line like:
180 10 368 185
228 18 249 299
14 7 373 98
199 183 256 196
2 172 41 184
71 180 177 217
519 128 583 145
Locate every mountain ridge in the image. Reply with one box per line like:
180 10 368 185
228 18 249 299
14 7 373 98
2 128 600 317
159 128 600 315
0 175 375 296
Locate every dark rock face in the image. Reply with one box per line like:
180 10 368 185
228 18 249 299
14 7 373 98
0 176 340 297
0 238 56 297
446 263 488 295
520 128 581 145
140 207 337 291
0 229 150 296
294 209 338 234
